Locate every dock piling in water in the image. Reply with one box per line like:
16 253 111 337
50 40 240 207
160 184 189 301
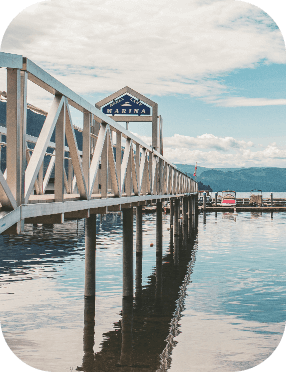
84 214 97 297
203 191 206 210
136 205 142 254
174 198 180 237
123 207 133 298
156 200 162 254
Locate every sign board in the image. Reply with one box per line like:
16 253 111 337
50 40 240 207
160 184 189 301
102 94 151 116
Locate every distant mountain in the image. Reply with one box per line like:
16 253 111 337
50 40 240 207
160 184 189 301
175 164 286 192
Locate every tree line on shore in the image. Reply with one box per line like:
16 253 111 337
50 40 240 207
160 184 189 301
177 164 286 192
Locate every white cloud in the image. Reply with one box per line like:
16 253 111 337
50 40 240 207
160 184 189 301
214 97 286 107
1 0 285 104
165 144 286 167
133 132 286 167
164 133 254 151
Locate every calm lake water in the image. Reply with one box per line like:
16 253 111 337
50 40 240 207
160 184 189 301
0 208 285 372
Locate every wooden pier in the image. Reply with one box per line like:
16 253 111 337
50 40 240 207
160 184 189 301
0 51 199 300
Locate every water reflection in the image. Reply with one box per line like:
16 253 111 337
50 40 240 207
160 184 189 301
77 222 198 371
82 297 96 371
1 211 284 371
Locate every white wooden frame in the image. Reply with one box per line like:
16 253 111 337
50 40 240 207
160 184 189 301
0 52 197 233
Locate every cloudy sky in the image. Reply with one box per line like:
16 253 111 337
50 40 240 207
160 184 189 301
1 0 286 168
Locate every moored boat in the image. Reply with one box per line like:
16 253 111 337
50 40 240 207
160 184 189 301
221 190 236 206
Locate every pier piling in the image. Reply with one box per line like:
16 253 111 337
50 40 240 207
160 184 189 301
84 214 97 297
136 205 142 254
203 192 206 210
156 200 162 253
123 207 133 298
174 198 180 237
170 199 174 245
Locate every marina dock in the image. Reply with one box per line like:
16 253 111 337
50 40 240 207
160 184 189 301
199 206 286 212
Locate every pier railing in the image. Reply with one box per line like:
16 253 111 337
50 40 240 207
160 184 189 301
0 52 197 233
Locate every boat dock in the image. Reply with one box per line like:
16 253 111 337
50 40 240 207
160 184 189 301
199 193 286 212
199 206 286 212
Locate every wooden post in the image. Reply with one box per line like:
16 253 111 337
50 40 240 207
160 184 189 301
271 192 273 207
20 71 27 205
123 207 133 297
101 137 108 198
55 97 65 202
85 214 97 297
5 68 21 208
203 191 206 211
83 111 92 199
183 196 188 226
174 198 180 236
156 200 162 253
170 198 174 245
152 103 158 151
187 195 192 236
136 205 142 254
214 192 217 207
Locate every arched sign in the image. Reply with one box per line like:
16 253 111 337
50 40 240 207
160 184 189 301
96 86 160 152
102 94 151 116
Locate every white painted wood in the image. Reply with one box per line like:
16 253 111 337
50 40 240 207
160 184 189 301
135 143 140 184
0 208 21 234
6 68 21 206
65 102 87 199
116 132 121 194
107 116 152 122
43 150 55 193
67 158 73 194
0 53 197 233
83 111 92 199
152 155 158 194
0 170 17 210
152 103 158 151
100 136 108 198
63 168 69 194
26 146 41 196
125 151 132 197
121 138 131 193
20 71 27 205
25 95 65 202
107 130 119 197
131 147 138 196
38 161 44 195
55 100 66 202
138 148 146 194
147 152 152 194
0 52 23 68
89 123 107 196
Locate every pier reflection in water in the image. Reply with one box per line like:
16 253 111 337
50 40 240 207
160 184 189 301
0 211 285 372
77 215 198 372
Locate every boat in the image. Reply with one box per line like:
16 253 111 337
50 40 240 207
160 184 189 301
221 190 236 206
198 190 212 206
249 189 263 206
